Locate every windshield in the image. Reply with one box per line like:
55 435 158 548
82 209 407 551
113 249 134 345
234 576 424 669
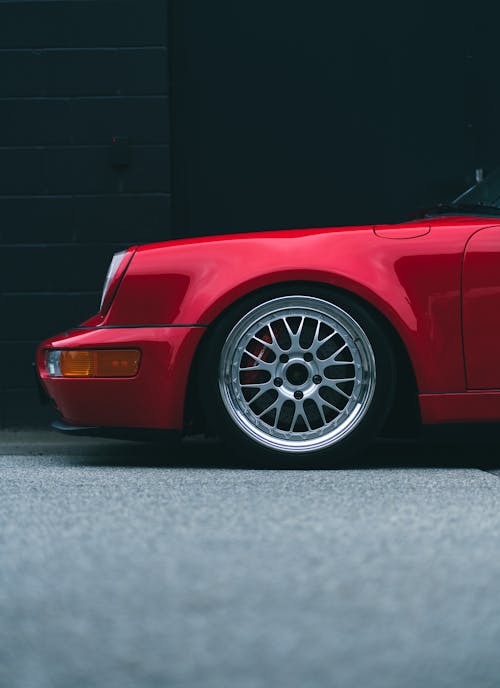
452 167 500 207
416 167 500 218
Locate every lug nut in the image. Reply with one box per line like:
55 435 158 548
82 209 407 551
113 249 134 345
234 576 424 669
304 352 313 361
313 375 322 384
294 390 303 400
279 354 289 363
274 377 283 387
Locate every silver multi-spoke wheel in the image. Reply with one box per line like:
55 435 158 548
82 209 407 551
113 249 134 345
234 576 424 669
218 296 376 453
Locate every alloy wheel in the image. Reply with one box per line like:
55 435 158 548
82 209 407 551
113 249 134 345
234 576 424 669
218 296 376 453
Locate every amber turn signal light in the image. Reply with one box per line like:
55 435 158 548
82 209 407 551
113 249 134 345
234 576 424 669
48 349 141 378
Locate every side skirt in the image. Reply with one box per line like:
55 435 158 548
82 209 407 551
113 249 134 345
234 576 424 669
420 392 500 424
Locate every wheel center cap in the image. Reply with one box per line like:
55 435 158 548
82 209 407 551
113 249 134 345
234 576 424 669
285 362 309 386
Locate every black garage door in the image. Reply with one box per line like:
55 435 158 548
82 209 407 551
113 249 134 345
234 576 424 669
170 2 500 236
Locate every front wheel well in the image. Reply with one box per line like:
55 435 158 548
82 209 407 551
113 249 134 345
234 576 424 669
182 281 421 438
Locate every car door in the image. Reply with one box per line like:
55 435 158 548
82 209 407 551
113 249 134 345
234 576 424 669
462 225 500 389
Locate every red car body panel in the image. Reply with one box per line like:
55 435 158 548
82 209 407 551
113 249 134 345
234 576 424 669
462 225 500 389
38 326 204 428
419 392 500 424
37 216 500 430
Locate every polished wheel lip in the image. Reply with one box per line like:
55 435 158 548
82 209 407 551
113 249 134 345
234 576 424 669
218 296 376 454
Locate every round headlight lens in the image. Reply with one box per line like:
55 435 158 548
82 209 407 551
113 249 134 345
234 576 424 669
100 250 127 310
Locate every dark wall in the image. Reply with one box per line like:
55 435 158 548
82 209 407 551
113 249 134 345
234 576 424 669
0 0 170 426
4 2 500 426
170 2 500 236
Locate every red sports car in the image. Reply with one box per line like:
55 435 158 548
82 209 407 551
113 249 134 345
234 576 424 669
36 172 500 464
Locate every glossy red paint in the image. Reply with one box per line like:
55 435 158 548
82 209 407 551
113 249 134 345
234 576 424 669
36 215 500 430
462 224 500 389
105 218 486 393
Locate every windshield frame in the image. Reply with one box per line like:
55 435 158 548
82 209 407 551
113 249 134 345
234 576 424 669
451 167 500 208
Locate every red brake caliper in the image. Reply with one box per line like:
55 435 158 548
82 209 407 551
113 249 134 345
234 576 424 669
241 329 274 385
241 322 286 386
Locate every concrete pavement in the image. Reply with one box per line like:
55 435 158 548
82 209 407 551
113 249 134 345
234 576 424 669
1 431 500 688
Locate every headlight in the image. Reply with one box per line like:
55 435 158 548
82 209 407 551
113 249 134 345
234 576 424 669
100 250 127 309
100 248 136 313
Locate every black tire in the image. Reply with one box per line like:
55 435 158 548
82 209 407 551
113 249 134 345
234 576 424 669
198 284 396 468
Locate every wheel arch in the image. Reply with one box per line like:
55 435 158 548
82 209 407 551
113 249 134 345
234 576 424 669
183 280 421 436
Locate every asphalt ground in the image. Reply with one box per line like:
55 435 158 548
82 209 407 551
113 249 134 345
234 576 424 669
1 429 500 688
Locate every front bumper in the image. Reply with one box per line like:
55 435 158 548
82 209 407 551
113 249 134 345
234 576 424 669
37 325 205 431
